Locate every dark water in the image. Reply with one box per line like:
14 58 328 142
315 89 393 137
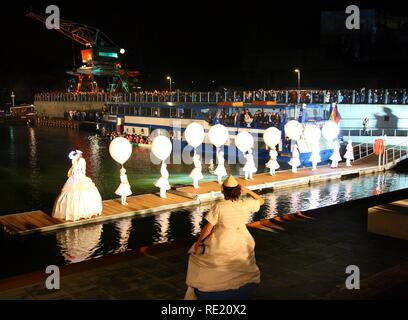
1 125 408 279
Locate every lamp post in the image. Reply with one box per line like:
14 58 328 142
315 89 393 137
294 69 301 90
166 76 172 92
294 69 301 119
11 91 15 107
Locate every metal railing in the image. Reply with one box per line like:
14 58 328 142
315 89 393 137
340 128 408 138
352 142 374 161
34 88 408 105
383 140 408 166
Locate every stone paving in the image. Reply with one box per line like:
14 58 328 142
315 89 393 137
0 201 407 300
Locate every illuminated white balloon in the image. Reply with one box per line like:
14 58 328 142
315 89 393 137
322 121 339 141
109 137 132 165
304 124 321 144
263 127 281 148
235 132 254 153
208 124 229 148
152 136 172 161
284 120 303 140
184 122 205 148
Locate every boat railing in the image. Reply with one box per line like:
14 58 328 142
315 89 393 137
383 140 408 166
34 88 408 105
340 128 408 138
353 142 374 161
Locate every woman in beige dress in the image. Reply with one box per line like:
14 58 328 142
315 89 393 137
185 175 264 300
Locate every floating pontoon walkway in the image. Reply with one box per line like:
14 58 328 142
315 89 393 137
1 149 406 236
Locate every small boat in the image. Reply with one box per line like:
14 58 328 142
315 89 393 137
0 104 37 126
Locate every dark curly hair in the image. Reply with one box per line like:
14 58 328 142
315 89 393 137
222 184 242 201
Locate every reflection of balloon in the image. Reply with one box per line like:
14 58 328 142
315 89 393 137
184 122 205 148
322 121 339 141
235 131 254 152
208 124 229 148
304 125 321 144
152 136 172 161
263 127 281 148
284 120 303 140
109 137 132 165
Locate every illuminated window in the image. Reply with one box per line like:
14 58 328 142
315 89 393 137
98 52 119 58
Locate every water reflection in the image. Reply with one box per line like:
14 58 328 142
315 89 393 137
263 194 278 219
9 126 15 163
189 207 204 236
87 135 103 180
57 224 103 264
153 211 171 244
114 219 132 253
309 188 321 210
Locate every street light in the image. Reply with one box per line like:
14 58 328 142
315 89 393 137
294 69 301 90
11 91 15 107
166 76 172 92
294 69 301 119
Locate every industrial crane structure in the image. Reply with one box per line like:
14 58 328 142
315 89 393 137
26 11 139 93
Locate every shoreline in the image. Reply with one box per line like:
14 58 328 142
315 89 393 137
0 187 407 298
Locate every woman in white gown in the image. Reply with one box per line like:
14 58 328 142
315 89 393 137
344 140 354 166
330 140 342 168
214 149 227 184
52 150 103 222
155 162 171 198
266 147 280 176
185 176 264 300
190 153 204 188
309 144 321 171
288 144 301 173
243 149 257 180
115 167 132 205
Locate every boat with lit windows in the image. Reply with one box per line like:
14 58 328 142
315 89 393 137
0 104 36 125
105 101 336 165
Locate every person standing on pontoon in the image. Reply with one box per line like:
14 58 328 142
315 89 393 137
344 140 354 167
214 149 227 184
330 140 342 168
266 147 279 176
52 150 103 221
289 144 301 173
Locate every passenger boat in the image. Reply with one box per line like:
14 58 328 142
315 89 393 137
105 101 336 165
0 104 37 125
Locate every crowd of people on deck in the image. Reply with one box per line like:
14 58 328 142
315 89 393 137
98 129 151 145
63 110 106 122
208 108 283 129
35 88 408 105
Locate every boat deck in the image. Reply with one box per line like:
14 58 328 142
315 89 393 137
0 153 392 236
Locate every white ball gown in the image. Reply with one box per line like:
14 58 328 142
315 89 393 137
52 156 103 222
243 152 258 173
330 142 343 162
155 163 171 190
288 148 301 167
344 143 354 160
190 158 204 180
309 146 321 164
214 153 227 177
266 150 280 170
115 173 132 197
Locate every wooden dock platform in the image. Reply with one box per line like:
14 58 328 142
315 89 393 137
0 152 399 236
0 192 199 236
177 154 382 199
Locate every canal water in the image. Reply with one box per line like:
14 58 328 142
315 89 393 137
0 125 407 278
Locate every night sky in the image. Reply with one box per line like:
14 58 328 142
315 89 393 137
0 0 407 103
